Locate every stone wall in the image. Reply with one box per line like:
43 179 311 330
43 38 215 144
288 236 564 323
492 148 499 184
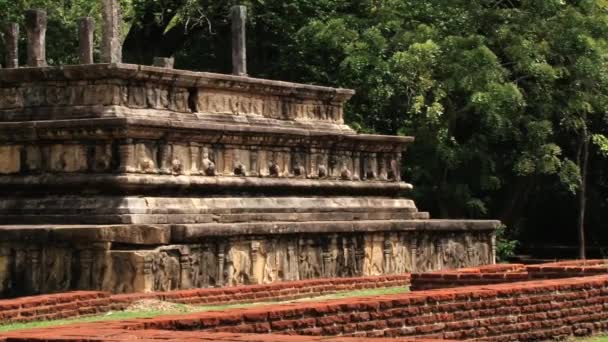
0 227 492 296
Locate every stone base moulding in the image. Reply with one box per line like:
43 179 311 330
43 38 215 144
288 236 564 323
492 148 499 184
0 220 494 296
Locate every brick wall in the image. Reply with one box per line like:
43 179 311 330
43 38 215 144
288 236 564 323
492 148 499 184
411 260 608 291
527 259 608 279
0 329 450 342
0 291 110 324
0 275 410 324
125 275 608 341
3 274 608 340
411 264 527 290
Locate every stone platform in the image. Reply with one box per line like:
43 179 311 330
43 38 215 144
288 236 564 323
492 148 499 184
0 63 499 297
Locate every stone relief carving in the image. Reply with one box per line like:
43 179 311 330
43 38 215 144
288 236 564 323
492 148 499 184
363 153 377 180
442 234 468 270
363 234 384 276
415 235 436 273
292 152 306 177
298 238 322 280
150 250 181 292
0 88 24 108
48 144 87 172
0 138 404 184
40 246 72 294
0 229 494 296
388 235 412 274
93 144 113 172
225 242 251 286
201 147 216 176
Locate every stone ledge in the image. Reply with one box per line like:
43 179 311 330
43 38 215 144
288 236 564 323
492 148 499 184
0 117 414 150
0 174 414 194
0 63 356 100
170 219 500 240
0 224 169 244
0 219 499 244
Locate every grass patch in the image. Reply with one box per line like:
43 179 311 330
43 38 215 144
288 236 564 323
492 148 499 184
0 286 408 332
574 336 608 342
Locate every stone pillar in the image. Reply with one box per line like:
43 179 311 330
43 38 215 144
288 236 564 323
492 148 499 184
4 23 19 68
383 237 392 274
189 143 200 174
231 5 247 76
78 17 95 64
378 153 387 181
0 245 10 295
25 9 47 67
77 248 93 289
119 139 136 173
179 253 192 289
352 152 361 181
286 242 298 281
249 240 260 284
354 237 364 275
410 235 418 273
249 150 258 176
435 239 443 270
160 143 173 174
322 239 332 278
26 247 41 294
153 57 175 68
490 233 497 264
143 256 154 292
101 0 122 63
217 243 226 286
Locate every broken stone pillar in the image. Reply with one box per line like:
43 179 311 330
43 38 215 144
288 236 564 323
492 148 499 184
4 23 19 68
25 10 47 67
231 5 247 76
79 17 95 64
101 0 122 63
153 57 174 69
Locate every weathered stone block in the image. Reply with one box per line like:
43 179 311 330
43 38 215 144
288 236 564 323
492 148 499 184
49 145 87 172
0 145 21 174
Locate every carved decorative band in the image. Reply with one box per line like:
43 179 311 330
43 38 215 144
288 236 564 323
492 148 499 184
0 83 344 124
0 141 402 182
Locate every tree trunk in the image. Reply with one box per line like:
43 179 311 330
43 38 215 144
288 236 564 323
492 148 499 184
577 131 589 260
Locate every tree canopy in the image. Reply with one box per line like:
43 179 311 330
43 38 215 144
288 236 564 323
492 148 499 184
2 0 608 257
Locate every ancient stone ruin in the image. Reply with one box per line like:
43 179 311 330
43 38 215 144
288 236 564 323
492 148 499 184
0 1 499 297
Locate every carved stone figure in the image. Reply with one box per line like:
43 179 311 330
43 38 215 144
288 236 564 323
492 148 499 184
317 165 327 178
171 157 182 174
226 244 251 286
298 239 321 279
269 161 280 177
442 236 467 270
234 162 246 176
150 251 181 292
292 153 306 177
340 156 352 180
201 148 216 176
388 158 399 181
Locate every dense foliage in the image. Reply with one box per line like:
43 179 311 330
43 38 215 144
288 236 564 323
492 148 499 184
2 0 608 257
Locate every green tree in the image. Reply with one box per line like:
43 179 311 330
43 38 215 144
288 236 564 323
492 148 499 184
2 0 608 257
